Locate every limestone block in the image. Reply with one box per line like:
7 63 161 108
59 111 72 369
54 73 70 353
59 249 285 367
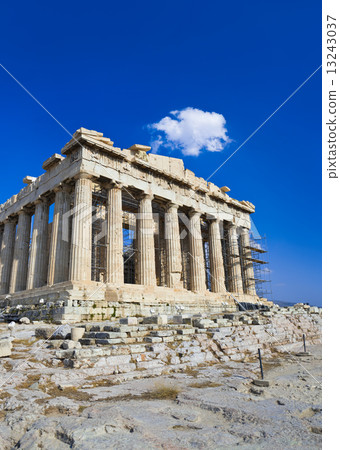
47 340 64 349
110 346 131 355
61 341 81 350
95 339 122 345
144 337 163 343
53 324 72 340
143 315 168 325
144 343 166 353
94 332 128 339
119 317 138 326
193 319 216 329
94 355 131 367
170 315 183 324
129 345 147 353
113 363 137 374
19 317 30 324
181 352 206 364
149 330 174 337
136 360 165 370
35 328 53 340
177 329 193 335
23 175 37 185
55 349 75 359
0 338 12 357
162 336 175 343
42 153 64 171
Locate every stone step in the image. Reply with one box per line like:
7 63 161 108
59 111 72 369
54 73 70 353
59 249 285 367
84 332 128 339
149 330 176 337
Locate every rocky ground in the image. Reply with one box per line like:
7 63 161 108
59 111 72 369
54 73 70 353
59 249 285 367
0 321 321 449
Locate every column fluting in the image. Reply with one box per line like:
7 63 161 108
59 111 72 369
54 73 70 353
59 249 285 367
9 210 31 293
165 203 183 289
136 193 156 286
208 218 226 293
69 174 93 282
0 219 17 295
188 210 206 293
106 183 124 285
26 199 50 290
240 227 257 295
227 224 244 294
47 185 71 285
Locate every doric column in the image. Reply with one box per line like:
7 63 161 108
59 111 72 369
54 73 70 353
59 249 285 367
0 219 17 295
136 193 156 286
240 228 256 295
188 210 206 293
208 219 225 293
0 225 4 251
106 182 124 285
9 210 31 293
27 199 49 290
165 203 183 289
47 185 71 285
227 224 244 294
69 174 93 282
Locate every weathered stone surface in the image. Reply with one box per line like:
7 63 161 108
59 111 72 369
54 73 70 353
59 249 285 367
142 315 166 325
0 337 12 357
119 317 138 326
19 317 30 324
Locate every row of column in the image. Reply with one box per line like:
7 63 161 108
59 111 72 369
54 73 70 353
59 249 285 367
0 173 256 297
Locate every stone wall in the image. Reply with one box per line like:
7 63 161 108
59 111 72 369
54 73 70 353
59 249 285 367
43 305 322 378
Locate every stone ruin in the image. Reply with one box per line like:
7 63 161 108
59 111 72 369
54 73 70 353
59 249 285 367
0 127 271 323
35 304 322 376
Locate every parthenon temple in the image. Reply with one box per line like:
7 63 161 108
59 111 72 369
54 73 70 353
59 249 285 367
0 128 269 322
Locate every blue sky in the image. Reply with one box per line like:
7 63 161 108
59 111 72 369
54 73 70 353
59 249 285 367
0 0 321 305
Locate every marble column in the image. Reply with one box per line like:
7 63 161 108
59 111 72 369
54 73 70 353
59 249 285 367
208 219 225 293
0 225 4 251
240 227 256 295
27 199 49 290
136 193 156 286
188 210 206 293
227 224 244 294
47 185 71 285
165 203 183 289
106 183 124 285
0 219 17 295
9 210 31 293
69 174 93 282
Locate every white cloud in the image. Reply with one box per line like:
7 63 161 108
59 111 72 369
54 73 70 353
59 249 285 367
149 107 231 156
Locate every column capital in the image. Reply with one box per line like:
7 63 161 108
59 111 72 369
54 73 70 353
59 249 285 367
206 214 221 223
3 216 17 224
166 201 180 211
240 226 251 233
74 172 95 181
53 183 72 194
140 192 154 201
188 208 202 218
17 207 31 216
33 196 49 206
102 180 124 190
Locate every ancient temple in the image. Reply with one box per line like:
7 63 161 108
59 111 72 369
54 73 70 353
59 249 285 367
0 128 267 322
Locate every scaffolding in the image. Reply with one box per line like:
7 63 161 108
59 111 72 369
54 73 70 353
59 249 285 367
221 223 241 293
201 218 211 291
220 224 272 300
245 233 272 300
122 192 139 284
152 200 167 287
91 185 107 282
87 186 272 299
